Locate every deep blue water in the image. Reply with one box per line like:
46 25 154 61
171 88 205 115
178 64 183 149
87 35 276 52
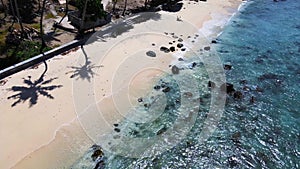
73 0 300 168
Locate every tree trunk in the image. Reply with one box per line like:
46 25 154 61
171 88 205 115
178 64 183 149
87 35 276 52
13 0 25 38
112 0 117 13
79 0 88 33
122 0 127 16
40 0 47 54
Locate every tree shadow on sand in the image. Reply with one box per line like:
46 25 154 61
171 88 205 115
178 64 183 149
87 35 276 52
65 47 103 82
7 61 63 107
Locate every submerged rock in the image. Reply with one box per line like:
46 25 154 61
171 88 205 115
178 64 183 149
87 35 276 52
162 87 171 93
208 81 216 88
224 64 232 70
233 91 243 99
228 155 238 168
220 83 235 93
204 46 211 51
146 50 156 57
171 65 180 74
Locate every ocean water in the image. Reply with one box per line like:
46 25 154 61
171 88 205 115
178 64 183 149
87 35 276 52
72 0 300 168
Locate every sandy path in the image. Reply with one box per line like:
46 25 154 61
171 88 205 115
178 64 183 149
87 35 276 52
0 0 243 168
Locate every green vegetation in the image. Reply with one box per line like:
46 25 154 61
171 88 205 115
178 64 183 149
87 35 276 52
75 0 106 21
0 40 52 70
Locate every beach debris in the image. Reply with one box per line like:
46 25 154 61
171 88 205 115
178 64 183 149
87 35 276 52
169 42 173 45
160 46 170 53
178 58 184 61
224 64 232 70
233 91 243 99
250 96 255 103
177 43 184 48
170 46 176 52
181 48 186 51
113 123 119 127
208 81 216 88
137 97 143 102
146 50 156 57
152 43 156 46
204 46 211 51
178 38 183 42
171 65 180 74
0 79 8 86
220 83 235 94
172 35 178 39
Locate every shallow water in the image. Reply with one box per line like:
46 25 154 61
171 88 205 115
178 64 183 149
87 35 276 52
72 0 300 168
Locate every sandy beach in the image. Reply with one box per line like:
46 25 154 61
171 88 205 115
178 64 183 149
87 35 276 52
0 0 243 168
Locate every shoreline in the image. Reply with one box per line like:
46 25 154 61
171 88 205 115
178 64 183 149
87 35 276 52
0 1 244 168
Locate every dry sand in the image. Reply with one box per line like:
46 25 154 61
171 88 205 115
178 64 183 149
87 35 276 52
0 0 243 168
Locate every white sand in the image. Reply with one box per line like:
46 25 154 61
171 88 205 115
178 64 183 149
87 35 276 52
0 0 243 168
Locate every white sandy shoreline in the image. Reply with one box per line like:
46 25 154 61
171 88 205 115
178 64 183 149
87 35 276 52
0 1 243 168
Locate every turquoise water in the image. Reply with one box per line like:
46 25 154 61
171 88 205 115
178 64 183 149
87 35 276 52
73 0 300 168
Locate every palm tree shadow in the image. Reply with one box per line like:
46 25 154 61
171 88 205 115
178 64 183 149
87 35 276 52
7 61 63 107
65 46 103 82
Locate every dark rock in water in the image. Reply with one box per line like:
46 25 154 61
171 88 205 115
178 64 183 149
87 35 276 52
228 155 238 168
144 103 149 108
114 128 121 132
220 83 235 93
256 152 269 163
191 62 197 68
94 160 105 169
177 43 184 48
154 85 161 90
235 105 247 112
183 92 193 97
156 126 167 135
91 145 104 161
250 96 255 103
233 91 243 99
255 86 264 92
239 79 247 84
146 50 156 57
211 40 217 44
138 97 143 102
224 64 232 70
162 87 171 93
113 123 119 127
258 73 279 81
170 46 176 52
160 46 170 53
171 65 180 74
178 58 184 61
208 81 216 88
178 38 183 42
231 132 241 143
204 46 211 51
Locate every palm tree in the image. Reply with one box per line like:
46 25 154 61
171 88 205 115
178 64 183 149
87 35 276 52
122 0 127 16
112 0 117 13
39 0 47 53
10 0 25 38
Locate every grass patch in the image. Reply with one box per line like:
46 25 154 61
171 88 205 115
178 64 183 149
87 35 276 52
45 13 56 19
